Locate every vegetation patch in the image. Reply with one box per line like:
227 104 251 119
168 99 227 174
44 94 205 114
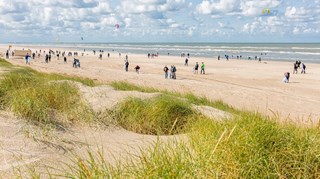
111 94 198 135
0 64 95 126
110 81 238 114
0 58 14 68
110 81 158 93
55 113 320 178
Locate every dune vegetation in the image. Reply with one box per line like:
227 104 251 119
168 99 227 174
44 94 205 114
0 59 96 127
0 59 319 178
63 111 320 178
59 81 320 178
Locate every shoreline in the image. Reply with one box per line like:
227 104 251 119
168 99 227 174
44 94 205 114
3 43 320 64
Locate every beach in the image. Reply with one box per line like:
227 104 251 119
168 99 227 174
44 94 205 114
1 44 320 124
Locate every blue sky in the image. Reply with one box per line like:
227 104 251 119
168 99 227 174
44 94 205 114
0 0 319 43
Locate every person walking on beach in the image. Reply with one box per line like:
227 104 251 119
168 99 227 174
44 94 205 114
45 54 49 63
135 65 140 74
301 63 306 74
293 63 298 74
5 50 9 59
283 72 290 83
194 62 199 74
64 56 67 63
163 65 169 79
201 62 205 74
185 58 189 66
25 53 30 64
172 65 177 79
125 60 129 72
170 65 173 79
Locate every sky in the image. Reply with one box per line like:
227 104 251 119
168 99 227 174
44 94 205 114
0 0 319 43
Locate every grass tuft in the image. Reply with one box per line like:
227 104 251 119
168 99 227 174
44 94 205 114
110 81 237 114
111 94 198 135
110 81 158 93
0 67 95 126
0 58 14 68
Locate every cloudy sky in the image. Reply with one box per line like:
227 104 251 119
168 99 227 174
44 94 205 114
0 0 319 43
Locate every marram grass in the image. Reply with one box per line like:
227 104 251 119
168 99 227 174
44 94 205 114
53 114 320 178
110 81 238 114
111 94 197 135
0 65 95 126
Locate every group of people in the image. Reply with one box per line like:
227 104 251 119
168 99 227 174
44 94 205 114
283 60 307 83
163 65 177 79
293 60 306 74
193 62 205 75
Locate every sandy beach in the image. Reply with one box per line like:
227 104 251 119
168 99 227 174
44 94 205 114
1 45 320 124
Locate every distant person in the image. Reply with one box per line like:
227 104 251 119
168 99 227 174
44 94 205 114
218 56 220 60
48 54 51 62
73 58 80 68
194 62 199 74
57 53 59 60
201 62 205 74
163 65 169 79
283 72 290 83
187 53 190 58
126 55 128 61
301 63 306 74
5 50 9 59
125 60 129 72
134 65 140 74
99 54 102 60
45 54 49 63
185 58 188 66
108 53 110 58
297 60 301 68
25 53 30 64
170 65 173 79
64 56 67 63
32 52 36 59
172 65 177 79
293 63 298 74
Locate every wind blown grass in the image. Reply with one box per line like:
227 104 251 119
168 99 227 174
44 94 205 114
110 81 238 113
0 66 95 126
57 113 320 178
111 94 197 135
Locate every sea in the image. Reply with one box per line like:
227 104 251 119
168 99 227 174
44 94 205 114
9 43 320 63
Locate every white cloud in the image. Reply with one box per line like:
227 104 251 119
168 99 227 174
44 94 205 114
197 0 240 14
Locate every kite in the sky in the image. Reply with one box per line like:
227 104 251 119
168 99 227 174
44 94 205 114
115 24 120 29
262 8 271 15
81 37 84 40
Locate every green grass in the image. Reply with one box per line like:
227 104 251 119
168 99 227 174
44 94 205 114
110 81 238 114
52 113 320 178
110 81 159 93
111 94 198 135
0 58 14 68
0 64 95 126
